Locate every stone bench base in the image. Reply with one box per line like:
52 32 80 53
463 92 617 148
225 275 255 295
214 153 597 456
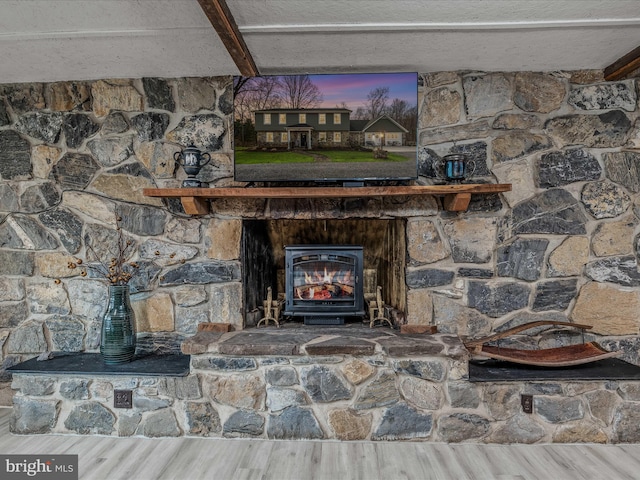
9 327 640 442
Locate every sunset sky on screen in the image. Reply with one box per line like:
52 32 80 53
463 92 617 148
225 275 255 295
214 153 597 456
308 72 417 111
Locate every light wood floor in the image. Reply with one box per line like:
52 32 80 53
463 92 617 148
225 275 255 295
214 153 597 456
2 408 640 480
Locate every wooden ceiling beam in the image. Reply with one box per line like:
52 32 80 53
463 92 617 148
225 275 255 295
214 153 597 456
197 0 259 77
604 45 640 81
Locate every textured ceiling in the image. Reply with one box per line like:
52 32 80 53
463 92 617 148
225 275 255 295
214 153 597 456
0 0 639 83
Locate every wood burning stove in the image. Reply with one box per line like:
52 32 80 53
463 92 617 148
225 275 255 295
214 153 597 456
284 245 364 325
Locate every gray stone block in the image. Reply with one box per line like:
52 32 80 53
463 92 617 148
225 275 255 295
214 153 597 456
223 410 264 437
437 412 490 442
64 401 115 435
468 281 530 318
301 366 352 403
0 130 31 180
537 149 602 188
10 396 59 434
511 189 587 235
143 78 175 112
373 402 433 440
497 238 548 281
267 406 324 440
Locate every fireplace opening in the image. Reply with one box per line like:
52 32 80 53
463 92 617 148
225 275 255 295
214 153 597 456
284 245 365 325
241 219 406 327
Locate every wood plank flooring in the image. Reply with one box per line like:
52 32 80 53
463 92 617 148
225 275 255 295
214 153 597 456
1 407 640 480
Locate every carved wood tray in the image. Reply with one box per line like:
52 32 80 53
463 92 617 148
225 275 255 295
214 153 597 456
464 321 621 367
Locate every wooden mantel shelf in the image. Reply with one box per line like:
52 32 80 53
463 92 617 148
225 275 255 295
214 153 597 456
143 184 512 215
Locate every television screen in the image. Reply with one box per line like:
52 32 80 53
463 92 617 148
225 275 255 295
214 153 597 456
233 72 418 183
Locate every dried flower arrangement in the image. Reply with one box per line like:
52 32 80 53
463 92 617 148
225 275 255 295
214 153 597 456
67 214 139 285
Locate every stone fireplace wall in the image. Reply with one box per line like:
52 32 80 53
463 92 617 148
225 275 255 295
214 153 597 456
1 71 639 407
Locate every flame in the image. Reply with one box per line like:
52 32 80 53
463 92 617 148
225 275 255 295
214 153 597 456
302 267 352 285
304 267 338 285
322 267 336 283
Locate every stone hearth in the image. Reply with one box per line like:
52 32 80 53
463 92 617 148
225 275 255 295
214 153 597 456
180 324 462 357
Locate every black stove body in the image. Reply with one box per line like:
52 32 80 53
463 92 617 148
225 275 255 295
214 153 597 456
284 245 365 325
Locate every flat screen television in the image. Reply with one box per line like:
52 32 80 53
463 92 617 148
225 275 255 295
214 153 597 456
233 72 418 184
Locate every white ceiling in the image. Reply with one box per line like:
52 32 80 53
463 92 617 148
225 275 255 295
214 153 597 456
0 0 639 83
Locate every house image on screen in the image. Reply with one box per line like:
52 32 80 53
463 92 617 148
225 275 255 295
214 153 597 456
253 108 408 149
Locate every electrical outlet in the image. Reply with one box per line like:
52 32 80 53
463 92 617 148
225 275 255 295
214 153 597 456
521 394 533 414
114 389 133 409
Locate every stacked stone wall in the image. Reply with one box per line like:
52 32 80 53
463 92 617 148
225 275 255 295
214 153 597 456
413 70 640 366
1 69 640 425
0 77 242 404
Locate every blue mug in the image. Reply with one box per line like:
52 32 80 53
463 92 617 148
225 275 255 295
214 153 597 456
440 154 475 182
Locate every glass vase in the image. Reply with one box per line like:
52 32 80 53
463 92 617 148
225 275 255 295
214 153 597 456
100 285 136 365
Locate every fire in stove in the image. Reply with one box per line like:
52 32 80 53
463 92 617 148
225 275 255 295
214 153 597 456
296 266 354 301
